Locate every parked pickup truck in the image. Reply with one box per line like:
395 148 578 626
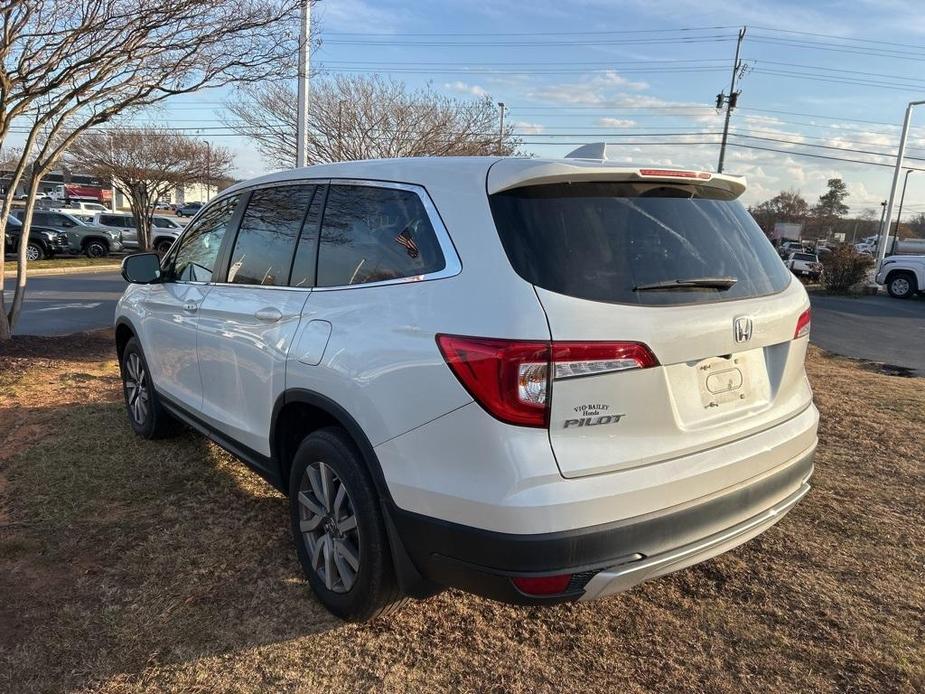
786 252 822 282
91 212 182 254
876 255 925 299
4 215 70 261
12 209 123 257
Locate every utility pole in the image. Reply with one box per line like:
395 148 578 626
876 99 925 271
497 102 506 155
296 0 311 168
716 26 746 173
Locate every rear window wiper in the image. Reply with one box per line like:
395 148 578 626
633 276 738 291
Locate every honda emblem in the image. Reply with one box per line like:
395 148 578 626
733 316 753 344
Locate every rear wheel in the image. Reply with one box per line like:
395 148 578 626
120 338 180 439
155 238 173 255
289 427 406 621
887 271 917 299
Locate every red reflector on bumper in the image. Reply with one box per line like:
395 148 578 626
511 574 572 596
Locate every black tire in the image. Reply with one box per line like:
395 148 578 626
26 242 45 261
887 271 917 299
289 427 406 621
155 238 173 255
84 239 108 258
120 337 180 439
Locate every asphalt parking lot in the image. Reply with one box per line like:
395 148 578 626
809 292 925 376
2 269 125 336
5 270 925 377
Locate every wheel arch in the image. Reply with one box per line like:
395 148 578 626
271 388 392 503
114 317 138 363
81 234 110 248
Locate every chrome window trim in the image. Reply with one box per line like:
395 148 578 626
204 177 462 292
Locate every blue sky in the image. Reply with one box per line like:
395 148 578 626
30 0 925 214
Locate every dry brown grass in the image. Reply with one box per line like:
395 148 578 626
1 331 923 693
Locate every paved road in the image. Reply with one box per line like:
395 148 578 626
809 292 925 375
3 269 125 336
7 272 924 376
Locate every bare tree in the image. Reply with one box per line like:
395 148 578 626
67 128 232 252
224 75 521 169
0 0 300 339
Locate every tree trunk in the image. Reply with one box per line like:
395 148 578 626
8 178 44 333
0 214 11 341
129 183 153 252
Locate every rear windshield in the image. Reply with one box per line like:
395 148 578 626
794 253 817 261
489 181 792 306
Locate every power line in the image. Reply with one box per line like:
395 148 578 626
749 25 925 52
323 34 738 47
323 25 740 37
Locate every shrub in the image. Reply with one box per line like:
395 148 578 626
820 244 874 293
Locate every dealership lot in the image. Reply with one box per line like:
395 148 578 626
0 332 921 691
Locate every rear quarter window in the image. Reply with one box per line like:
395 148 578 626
489 181 792 306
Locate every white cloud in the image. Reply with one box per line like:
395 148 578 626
596 118 636 128
443 81 489 98
512 121 545 135
316 0 410 33
527 71 649 106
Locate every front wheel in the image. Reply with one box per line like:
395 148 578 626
289 427 406 621
155 239 173 255
120 338 180 439
84 240 108 258
26 242 45 261
887 272 917 299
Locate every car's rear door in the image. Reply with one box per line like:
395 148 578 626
487 169 813 479
195 183 321 457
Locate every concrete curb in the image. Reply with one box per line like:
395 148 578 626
2 264 121 278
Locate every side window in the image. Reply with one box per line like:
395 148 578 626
226 184 316 286
99 215 117 226
33 213 52 226
289 185 326 288
316 185 445 287
122 216 136 228
164 196 238 283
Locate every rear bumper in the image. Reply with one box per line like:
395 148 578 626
389 445 814 605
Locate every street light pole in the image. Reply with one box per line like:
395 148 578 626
296 0 311 168
876 99 925 270
894 169 914 241
108 131 117 211
497 102 506 155
202 140 211 202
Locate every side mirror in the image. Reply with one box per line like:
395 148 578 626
121 253 161 284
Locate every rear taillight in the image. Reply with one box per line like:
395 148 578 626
436 335 658 428
511 574 573 596
795 308 811 339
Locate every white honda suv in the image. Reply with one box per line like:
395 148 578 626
115 156 818 621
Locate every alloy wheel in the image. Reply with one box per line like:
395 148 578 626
26 245 41 261
124 352 149 425
891 277 910 296
297 461 360 593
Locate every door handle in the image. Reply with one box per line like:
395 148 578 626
255 307 283 323
183 302 198 313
